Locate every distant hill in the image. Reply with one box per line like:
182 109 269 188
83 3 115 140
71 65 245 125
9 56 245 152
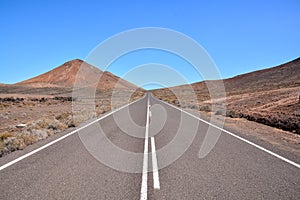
153 57 300 97
1 57 299 96
223 57 300 95
16 59 138 91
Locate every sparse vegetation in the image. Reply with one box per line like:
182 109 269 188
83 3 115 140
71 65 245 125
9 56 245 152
199 105 211 112
0 116 72 156
0 132 13 140
226 110 240 118
152 65 300 136
0 59 148 157
0 90 146 157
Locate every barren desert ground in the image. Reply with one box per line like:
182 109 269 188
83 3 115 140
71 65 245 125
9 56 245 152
0 58 299 157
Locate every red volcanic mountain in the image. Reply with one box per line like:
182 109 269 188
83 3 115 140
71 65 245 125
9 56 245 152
16 59 138 91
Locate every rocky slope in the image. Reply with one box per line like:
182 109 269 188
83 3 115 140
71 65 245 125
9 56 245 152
153 57 300 134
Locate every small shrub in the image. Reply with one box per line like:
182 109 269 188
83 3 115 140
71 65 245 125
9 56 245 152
0 140 4 150
226 110 236 118
21 134 38 146
0 132 14 140
172 99 179 105
4 136 24 151
48 124 57 130
190 105 198 110
56 113 75 128
35 119 50 129
200 105 211 112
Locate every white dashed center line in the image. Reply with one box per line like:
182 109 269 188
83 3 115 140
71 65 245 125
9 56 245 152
151 136 160 189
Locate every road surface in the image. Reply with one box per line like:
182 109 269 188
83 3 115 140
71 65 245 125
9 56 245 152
0 93 299 199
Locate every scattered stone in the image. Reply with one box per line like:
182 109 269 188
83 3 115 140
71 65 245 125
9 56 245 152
16 123 27 128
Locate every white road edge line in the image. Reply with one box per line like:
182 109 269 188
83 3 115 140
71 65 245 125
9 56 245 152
0 95 147 172
140 94 150 200
151 137 160 189
153 94 300 169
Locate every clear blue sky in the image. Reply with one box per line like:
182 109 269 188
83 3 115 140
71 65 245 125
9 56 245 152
0 0 299 89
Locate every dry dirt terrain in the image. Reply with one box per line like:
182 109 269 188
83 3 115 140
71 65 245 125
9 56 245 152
152 58 300 155
1 58 299 157
0 59 145 156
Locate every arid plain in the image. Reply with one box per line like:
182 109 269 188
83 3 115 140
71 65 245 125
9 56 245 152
0 58 299 157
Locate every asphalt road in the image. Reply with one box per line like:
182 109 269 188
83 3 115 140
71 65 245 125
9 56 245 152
0 93 299 199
